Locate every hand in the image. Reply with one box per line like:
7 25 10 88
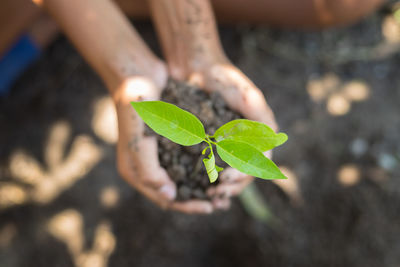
186 62 278 210
113 74 214 214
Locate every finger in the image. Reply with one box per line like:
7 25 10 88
219 167 248 183
208 65 278 130
212 197 231 211
169 200 214 214
118 138 177 201
209 176 253 198
235 87 277 131
207 168 254 197
138 159 177 201
154 168 177 200
117 153 176 205
187 71 205 88
131 136 176 191
134 181 173 210
237 87 277 129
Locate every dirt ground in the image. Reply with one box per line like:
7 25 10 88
1 6 400 267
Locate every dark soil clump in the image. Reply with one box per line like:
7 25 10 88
149 79 240 201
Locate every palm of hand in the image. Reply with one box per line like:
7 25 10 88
115 63 278 214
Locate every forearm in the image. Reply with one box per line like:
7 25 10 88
37 0 164 92
149 0 228 79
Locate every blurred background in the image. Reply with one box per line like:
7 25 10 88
1 0 400 266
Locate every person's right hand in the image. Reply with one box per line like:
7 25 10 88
184 62 279 210
113 74 215 214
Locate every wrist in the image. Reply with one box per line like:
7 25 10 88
150 0 229 81
168 51 230 81
188 51 229 73
106 59 168 101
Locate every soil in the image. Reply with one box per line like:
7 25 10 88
1 5 400 267
152 79 240 200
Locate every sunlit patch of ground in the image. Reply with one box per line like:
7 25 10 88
1 120 103 209
337 164 361 187
47 209 115 267
100 186 120 209
92 96 118 144
306 73 371 116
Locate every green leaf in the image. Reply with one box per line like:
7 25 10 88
131 101 206 146
214 119 288 152
215 165 224 172
216 140 286 180
203 146 220 183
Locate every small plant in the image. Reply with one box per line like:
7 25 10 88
131 101 288 182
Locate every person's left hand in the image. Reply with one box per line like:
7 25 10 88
185 62 278 210
114 75 214 214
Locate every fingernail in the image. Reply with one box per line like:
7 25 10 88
204 205 213 214
159 185 176 200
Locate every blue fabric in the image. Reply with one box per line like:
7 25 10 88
0 35 41 96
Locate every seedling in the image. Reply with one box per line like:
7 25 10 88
131 101 288 183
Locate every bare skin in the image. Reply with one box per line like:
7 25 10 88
149 0 279 210
116 0 385 28
2 0 384 57
33 0 385 213
38 0 230 214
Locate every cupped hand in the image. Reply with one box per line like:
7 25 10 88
113 75 214 214
187 63 279 210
